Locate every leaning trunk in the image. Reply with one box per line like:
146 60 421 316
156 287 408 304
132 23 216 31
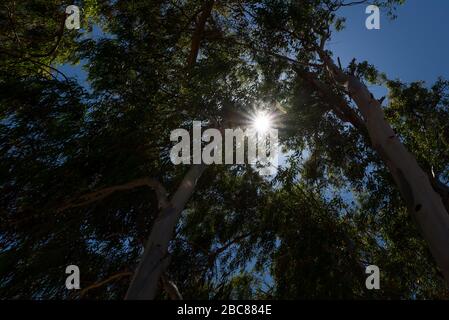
125 164 206 299
320 51 449 285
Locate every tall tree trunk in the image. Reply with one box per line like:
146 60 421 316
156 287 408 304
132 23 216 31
319 50 449 285
126 165 206 299
125 1 215 300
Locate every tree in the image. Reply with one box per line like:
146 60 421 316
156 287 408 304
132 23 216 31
1 0 448 300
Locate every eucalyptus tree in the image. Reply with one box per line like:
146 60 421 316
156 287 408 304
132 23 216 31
1 0 448 300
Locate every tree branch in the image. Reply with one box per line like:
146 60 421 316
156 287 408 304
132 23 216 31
161 273 183 300
29 14 66 59
57 177 168 212
295 67 366 132
79 272 133 298
187 0 215 67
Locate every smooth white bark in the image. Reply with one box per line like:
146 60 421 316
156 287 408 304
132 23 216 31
321 51 449 284
125 164 206 299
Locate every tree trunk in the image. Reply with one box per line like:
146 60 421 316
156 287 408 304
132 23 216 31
319 51 449 285
126 1 215 299
125 164 206 299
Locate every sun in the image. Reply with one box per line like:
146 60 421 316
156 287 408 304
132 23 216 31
252 112 272 133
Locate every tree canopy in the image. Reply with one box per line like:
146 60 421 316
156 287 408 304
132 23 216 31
1 0 448 299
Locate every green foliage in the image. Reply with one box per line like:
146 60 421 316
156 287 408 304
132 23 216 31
1 0 447 300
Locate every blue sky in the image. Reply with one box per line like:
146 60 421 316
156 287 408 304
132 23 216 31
330 0 449 86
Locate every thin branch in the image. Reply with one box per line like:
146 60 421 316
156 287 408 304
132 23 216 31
79 272 132 298
207 232 252 267
57 177 169 212
340 0 369 7
29 14 66 59
0 49 71 82
161 273 183 300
